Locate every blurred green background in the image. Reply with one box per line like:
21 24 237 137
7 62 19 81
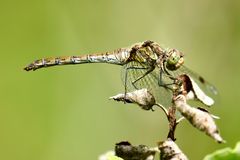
1 0 240 159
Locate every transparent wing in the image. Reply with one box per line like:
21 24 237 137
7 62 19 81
121 61 218 108
168 65 218 99
121 61 174 107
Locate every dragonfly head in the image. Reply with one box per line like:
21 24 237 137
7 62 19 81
165 49 184 71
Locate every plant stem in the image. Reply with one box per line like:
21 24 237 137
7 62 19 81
167 106 177 141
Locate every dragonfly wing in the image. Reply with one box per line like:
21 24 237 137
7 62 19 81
169 65 218 101
121 61 174 107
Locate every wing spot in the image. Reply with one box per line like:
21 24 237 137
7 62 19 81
199 76 205 84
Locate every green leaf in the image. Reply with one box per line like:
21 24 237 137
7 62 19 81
203 142 240 160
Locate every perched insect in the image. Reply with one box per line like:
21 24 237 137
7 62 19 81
24 40 217 107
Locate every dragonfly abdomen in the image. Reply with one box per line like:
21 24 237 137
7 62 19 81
24 48 130 71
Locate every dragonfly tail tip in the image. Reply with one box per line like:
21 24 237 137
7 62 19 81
23 65 34 71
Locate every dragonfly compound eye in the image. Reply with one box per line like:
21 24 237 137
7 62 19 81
166 49 184 71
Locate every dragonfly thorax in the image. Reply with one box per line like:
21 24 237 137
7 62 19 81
165 49 184 71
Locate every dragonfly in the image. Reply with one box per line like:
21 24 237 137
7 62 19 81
24 40 217 107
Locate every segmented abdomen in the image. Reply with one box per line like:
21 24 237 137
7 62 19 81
24 48 130 71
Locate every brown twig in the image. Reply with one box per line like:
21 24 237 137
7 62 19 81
166 106 177 141
155 103 178 141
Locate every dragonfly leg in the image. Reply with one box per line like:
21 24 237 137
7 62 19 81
163 63 180 81
124 65 155 100
124 66 150 93
123 66 150 102
158 68 177 92
131 67 155 89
